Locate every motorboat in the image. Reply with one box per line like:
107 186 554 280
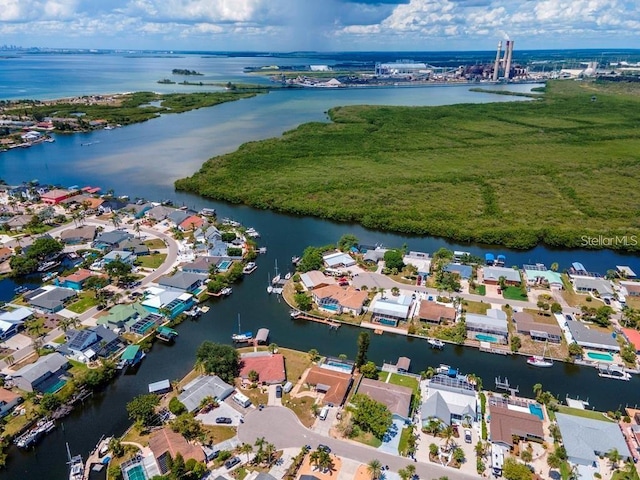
527 356 554 368
428 338 444 349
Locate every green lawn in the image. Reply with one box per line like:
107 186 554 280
137 253 167 269
144 238 166 249
389 373 420 393
502 286 528 301
176 80 640 251
352 430 383 448
377 371 390 382
470 285 486 296
463 300 490 315
398 426 413 456
67 292 99 313
555 405 614 422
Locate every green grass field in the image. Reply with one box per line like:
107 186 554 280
502 286 528 301
176 80 640 250
137 253 167 269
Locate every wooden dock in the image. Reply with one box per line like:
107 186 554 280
291 311 341 329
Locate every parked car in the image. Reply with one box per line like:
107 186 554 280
216 417 232 424
225 457 241 469
275 385 282 398
317 444 331 453
464 429 472 444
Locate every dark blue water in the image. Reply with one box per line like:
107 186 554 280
0 52 639 479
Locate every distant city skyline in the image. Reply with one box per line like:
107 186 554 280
0 0 638 52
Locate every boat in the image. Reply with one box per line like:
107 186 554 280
156 326 179 342
266 285 273 294
246 227 260 238
284 272 292 280
598 364 631 381
200 207 216 217
200 305 210 313
527 342 553 368
231 314 253 343
221 287 233 296
292 256 301 265
243 262 257 274
45 137 56 142
428 338 445 349
67 443 84 480
271 259 281 284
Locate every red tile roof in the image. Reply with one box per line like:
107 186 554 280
418 301 456 322
149 427 205 464
239 353 286 384
179 216 205 230
305 366 352 406
623 328 640 352
0 388 19 404
61 268 94 284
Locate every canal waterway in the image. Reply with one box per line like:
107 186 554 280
0 53 639 478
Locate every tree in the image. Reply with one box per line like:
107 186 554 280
351 393 392 438
337 234 359 252
550 262 559 272
239 443 253 462
169 397 187 415
550 302 562 314
268 343 278 353
398 467 411 480
170 413 203 440
264 442 276 466
104 258 133 284
607 448 622 470
359 361 378 379
109 437 125 457
510 336 521 352
568 342 583 357
294 292 312 311
194 342 240 383
502 457 533 480
532 383 543 399
308 348 320 362
453 447 465 464
383 249 404 271
248 370 259 383
424 419 442 436
126 394 160 427
297 246 326 273
355 331 370 368
521 446 533 465
366 459 382 480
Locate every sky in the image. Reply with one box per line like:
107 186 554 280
0 0 638 51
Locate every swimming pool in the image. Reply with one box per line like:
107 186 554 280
42 378 67 394
587 351 614 362
124 465 147 480
217 260 232 272
529 403 544 420
475 334 498 343
376 318 397 326
323 359 354 373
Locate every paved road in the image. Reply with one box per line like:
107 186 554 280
238 406 478 480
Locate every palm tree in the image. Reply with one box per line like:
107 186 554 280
607 448 621 471
264 442 276 466
442 425 455 451
398 468 410 480
405 465 416 479
239 443 253 463
111 212 121 229
533 383 543 399
133 222 141 238
425 418 441 436
367 459 382 480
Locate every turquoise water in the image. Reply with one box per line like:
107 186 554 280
377 318 397 326
325 360 354 373
587 351 614 362
124 465 147 480
321 304 339 311
218 260 232 271
529 404 544 420
42 378 67 394
476 334 498 343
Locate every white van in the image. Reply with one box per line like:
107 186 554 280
233 392 252 408
319 406 329 421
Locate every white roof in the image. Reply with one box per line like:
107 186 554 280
466 312 508 333
573 276 613 295
0 307 33 323
142 289 184 309
372 296 412 318
616 266 636 277
483 266 521 283
323 252 356 268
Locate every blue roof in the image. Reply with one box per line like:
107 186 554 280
444 263 473 279
485 253 495 261
572 262 586 271
497 254 506 260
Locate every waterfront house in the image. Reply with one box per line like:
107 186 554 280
418 301 457 324
167 209 191 227
103 250 136 265
97 198 127 215
443 263 473 280
523 266 563 289
177 375 234 412
488 404 544 449
57 325 124 362
24 286 76 313
58 268 97 291
239 352 286 385
0 388 22 418
621 281 640 297
572 276 614 297
194 225 228 257
145 205 176 222
622 328 640 353
305 366 353 407
300 270 337 290
356 378 413 423
97 302 162 334
93 229 133 251
465 309 509 343
181 256 220 274
11 352 69 393
565 320 620 352
141 287 194 318
0 307 33 340
40 188 77 205
157 271 207 294
555 413 631 467
311 284 368 315
119 239 150 256
482 266 521 286
371 295 413 326
60 225 97 244
403 251 431 274
124 202 154 219
512 311 563 343
363 247 387 264
323 251 356 268
149 427 206 475
421 374 477 427
178 215 205 232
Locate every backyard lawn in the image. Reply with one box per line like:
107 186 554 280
389 373 420 393
554 405 614 422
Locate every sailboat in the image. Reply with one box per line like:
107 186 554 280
271 259 281 285
527 341 553 368
266 272 273 294
231 314 253 343
67 443 84 480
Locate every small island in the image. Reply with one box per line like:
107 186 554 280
172 68 203 76
157 79 176 84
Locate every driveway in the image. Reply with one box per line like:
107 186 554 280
378 418 404 455
238 406 478 480
197 400 246 427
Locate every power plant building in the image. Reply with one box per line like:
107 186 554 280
375 61 428 76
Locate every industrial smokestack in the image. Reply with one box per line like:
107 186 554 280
492 41 502 82
504 40 514 80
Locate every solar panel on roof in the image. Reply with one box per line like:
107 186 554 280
68 330 94 350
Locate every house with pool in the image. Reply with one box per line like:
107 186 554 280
10 352 69 393
465 309 509 344
371 294 413 327
311 284 368 315
565 320 620 356
98 302 164 335
421 374 477 427
157 271 208 294
141 287 194 319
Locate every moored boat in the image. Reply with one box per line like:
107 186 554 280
428 338 445 349
527 355 554 368
243 262 257 274
598 363 631 381
67 443 84 480
232 314 252 343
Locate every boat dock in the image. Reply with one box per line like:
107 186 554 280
290 310 341 329
83 435 112 480
479 341 510 355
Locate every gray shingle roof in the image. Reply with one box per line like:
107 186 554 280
178 375 234 412
565 320 619 350
158 271 207 290
94 229 133 246
13 352 68 384
27 287 76 311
